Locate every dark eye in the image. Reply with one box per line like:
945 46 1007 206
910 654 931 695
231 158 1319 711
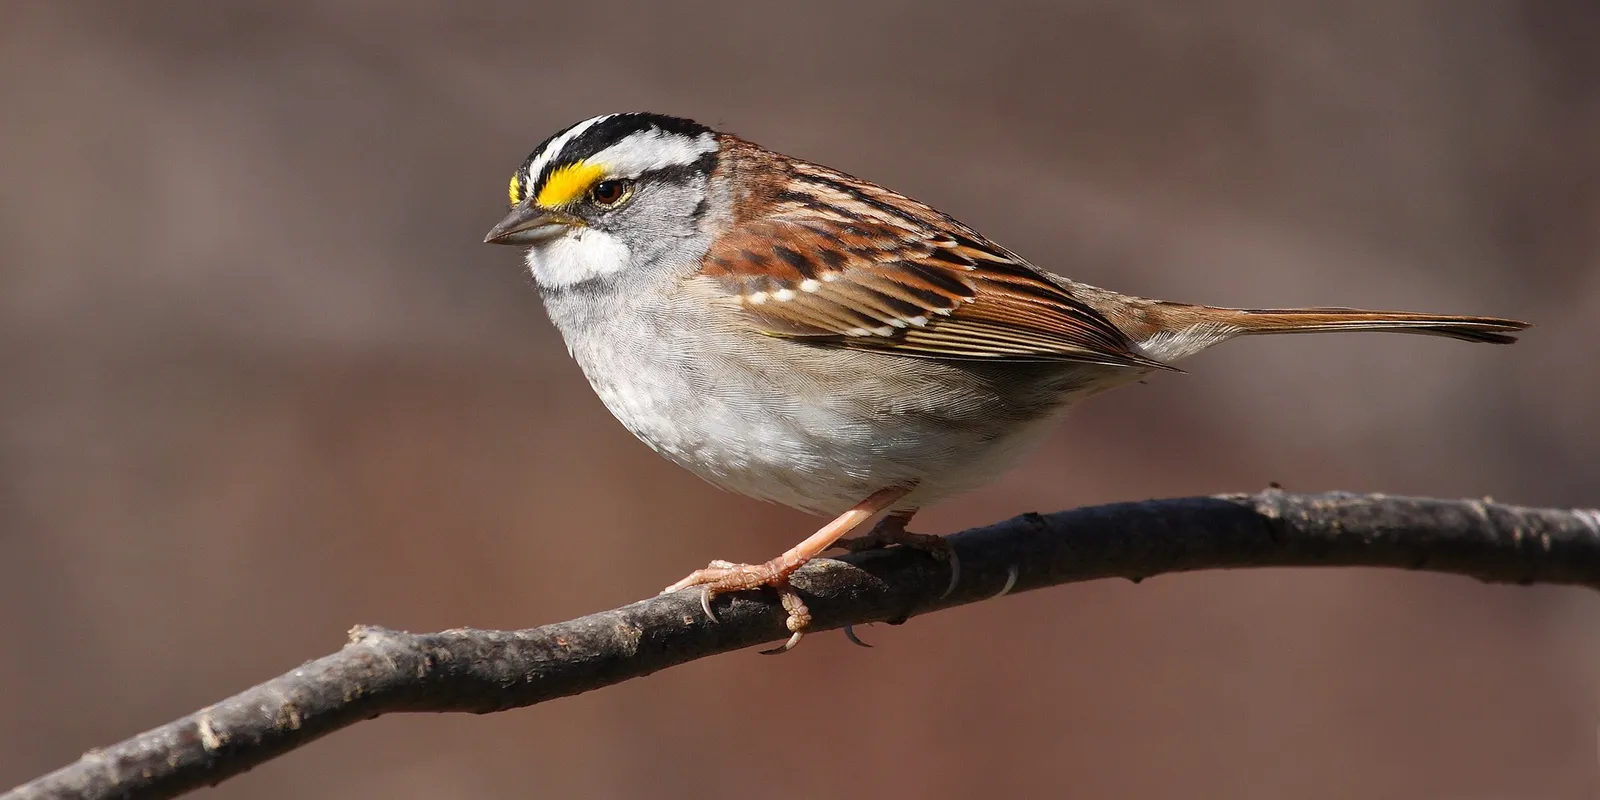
590 179 630 207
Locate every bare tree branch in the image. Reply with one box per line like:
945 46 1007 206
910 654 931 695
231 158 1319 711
9 490 1600 800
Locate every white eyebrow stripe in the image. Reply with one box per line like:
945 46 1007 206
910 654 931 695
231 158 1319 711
587 130 717 177
526 113 616 183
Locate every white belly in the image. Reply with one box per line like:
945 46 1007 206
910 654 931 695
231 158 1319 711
544 282 1117 516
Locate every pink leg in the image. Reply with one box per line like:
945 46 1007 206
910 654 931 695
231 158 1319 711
663 486 912 651
832 506 961 622
832 508 950 556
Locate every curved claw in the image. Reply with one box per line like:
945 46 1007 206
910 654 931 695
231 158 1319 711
700 587 719 623
941 546 962 599
759 630 805 655
843 624 873 648
661 489 919 656
991 562 1020 600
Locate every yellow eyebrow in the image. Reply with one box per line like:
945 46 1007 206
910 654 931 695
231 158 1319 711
536 161 607 208
508 172 524 206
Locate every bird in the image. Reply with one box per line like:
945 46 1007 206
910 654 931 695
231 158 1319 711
484 112 1527 650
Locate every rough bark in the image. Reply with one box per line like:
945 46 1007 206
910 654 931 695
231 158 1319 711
8 490 1599 800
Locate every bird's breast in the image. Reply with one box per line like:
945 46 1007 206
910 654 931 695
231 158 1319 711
540 280 1115 515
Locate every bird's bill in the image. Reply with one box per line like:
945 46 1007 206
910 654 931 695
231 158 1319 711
483 207 580 245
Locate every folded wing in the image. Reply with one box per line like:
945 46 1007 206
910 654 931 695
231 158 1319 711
701 212 1168 370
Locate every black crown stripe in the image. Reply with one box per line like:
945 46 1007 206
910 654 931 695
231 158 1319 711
527 113 713 195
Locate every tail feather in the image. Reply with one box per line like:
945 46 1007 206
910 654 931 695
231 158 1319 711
1224 307 1529 345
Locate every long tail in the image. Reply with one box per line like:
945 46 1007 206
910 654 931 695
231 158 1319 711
1121 302 1530 363
1220 307 1528 345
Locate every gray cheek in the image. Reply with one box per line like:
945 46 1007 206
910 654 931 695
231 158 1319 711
608 198 713 268
610 179 706 236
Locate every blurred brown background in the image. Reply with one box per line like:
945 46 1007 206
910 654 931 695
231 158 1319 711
3 1 1598 797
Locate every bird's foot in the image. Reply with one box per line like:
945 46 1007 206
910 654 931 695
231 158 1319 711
832 510 959 598
661 486 916 654
833 514 947 556
663 559 813 654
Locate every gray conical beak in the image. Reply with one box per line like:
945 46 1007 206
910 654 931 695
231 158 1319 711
484 206 574 245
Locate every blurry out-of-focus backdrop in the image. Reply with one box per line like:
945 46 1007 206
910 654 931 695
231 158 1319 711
4 1 1598 797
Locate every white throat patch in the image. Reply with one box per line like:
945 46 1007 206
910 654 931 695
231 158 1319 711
524 227 632 290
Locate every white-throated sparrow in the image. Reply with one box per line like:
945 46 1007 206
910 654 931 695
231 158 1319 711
486 112 1527 649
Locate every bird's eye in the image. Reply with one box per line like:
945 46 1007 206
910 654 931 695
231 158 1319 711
589 179 631 208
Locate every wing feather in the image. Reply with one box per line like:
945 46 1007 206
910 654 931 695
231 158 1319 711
700 165 1170 369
